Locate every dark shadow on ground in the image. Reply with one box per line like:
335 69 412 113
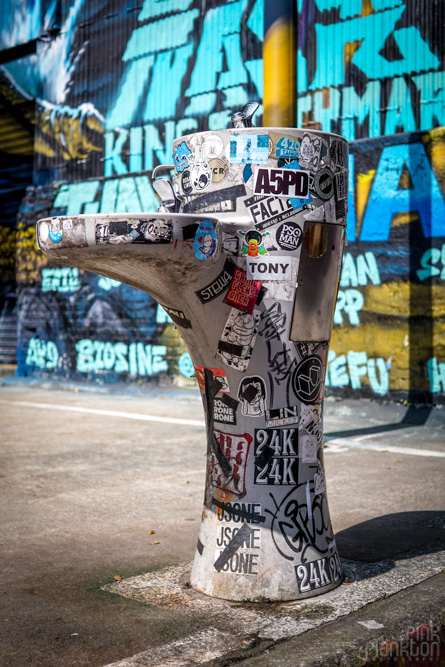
325 404 434 441
336 511 445 581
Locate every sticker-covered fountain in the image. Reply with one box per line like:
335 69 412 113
37 103 349 601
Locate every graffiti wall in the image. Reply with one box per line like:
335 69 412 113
0 0 444 400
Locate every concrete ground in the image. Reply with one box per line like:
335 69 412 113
0 379 444 666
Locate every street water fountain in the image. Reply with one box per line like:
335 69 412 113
37 103 349 601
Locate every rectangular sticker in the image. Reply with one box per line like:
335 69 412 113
160 305 191 329
96 219 172 244
254 167 310 199
223 267 262 314
270 131 300 159
210 430 252 497
254 428 299 485
244 195 301 231
265 406 299 428
216 308 260 372
295 556 341 593
230 134 269 164
214 394 239 425
195 259 235 304
299 434 319 463
246 257 293 281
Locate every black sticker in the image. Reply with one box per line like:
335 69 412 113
292 355 323 404
275 221 303 251
214 394 238 425
182 222 199 240
161 305 192 329
183 184 247 214
254 427 299 485
195 259 235 304
313 167 334 200
182 170 193 195
295 554 342 593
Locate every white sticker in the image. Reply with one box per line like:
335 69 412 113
299 434 319 463
254 167 310 199
246 257 293 281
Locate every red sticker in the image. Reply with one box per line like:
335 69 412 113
223 267 262 314
210 430 253 498
194 366 230 393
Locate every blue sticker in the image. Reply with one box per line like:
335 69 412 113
275 136 300 159
194 221 217 260
178 352 194 377
230 134 269 164
49 229 62 243
285 160 313 208
174 141 192 172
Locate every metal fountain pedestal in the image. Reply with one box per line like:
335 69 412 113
37 109 349 602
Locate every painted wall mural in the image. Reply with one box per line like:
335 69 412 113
0 0 444 401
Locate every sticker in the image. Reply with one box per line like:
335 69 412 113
246 257 293 281
314 466 326 495
160 305 192 329
299 403 323 442
209 158 229 184
253 167 310 199
210 430 252 497
95 219 172 245
214 394 239 425
174 141 192 172
178 352 194 377
298 133 326 171
334 171 347 200
190 162 211 191
230 134 269 164
299 434 318 463
194 366 230 394
216 308 260 372
221 232 239 256
39 222 49 243
244 195 303 231
63 219 73 230
214 499 264 524
238 375 267 417
48 219 62 243
313 167 335 200
329 139 347 171
214 521 261 575
183 184 246 214
194 221 217 260
292 355 324 404
262 281 295 301
265 405 299 428
195 259 235 303
204 134 224 159
296 557 338 593
254 428 299 485
182 170 193 195
223 267 262 315
270 132 300 159
238 229 270 257
275 222 303 252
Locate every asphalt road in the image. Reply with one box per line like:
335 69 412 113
0 382 444 666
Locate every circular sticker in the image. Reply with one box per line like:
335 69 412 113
292 355 323 404
313 167 334 200
204 134 224 159
39 222 49 243
209 158 228 184
178 352 194 377
275 222 303 252
194 221 217 260
190 162 211 191
182 170 193 195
